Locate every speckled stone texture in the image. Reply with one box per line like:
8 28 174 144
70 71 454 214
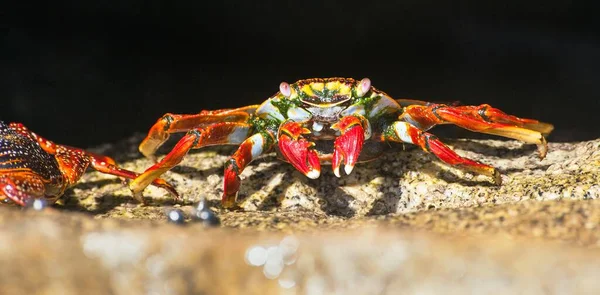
1 135 599 294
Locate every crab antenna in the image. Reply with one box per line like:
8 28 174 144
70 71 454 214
356 78 371 97
279 82 291 97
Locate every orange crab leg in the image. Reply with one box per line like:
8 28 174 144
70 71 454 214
139 105 259 161
130 122 253 203
382 121 501 184
223 131 275 208
86 152 179 199
8 122 179 200
395 99 461 107
400 104 552 159
277 121 321 179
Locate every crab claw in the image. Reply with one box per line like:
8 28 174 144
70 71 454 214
331 116 365 177
278 122 321 179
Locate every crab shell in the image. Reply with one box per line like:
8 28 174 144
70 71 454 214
255 77 401 164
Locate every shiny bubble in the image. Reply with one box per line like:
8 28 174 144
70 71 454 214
24 198 48 211
167 209 185 225
195 197 208 211
263 246 284 279
245 245 268 266
192 198 221 227
278 268 298 290
305 276 326 295
278 278 296 289
279 235 299 265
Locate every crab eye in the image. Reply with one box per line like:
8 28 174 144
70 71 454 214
356 78 371 97
279 82 291 97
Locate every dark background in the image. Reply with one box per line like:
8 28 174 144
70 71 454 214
3 1 599 149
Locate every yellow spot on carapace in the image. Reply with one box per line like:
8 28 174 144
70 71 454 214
338 83 351 96
289 88 299 99
301 85 315 97
325 81 340 91
311 82 324 91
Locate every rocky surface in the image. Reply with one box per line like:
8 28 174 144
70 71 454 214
1 135 599 294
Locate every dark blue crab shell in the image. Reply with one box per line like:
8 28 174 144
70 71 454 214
0 121 62 182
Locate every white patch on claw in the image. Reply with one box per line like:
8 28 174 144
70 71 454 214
333 166 341 178
393 122 415 144
344 164 354 175
306 169 320 179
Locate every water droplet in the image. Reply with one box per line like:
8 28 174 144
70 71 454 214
167 209 185 225
278 278 296 289
24 198 48 211
245 245 268 266
192 198 220 226
263 246 284 279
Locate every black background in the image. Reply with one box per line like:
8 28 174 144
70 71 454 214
3 1 599 148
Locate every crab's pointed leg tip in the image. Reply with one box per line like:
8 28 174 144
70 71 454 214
344 164 355 176
333 166 341 178
131 191 143 203
538 138 548 160
492 169 502 186
306 169 321 179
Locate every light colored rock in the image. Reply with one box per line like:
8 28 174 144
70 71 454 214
1 135 599 294
77 136 599 221
1 208 600 295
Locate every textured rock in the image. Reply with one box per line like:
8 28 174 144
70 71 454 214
1 135 599 294
70 135 599 225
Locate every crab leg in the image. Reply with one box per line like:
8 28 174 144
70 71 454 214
130 122 253 203
138 105 259 161
277 121 321 179
382 121 502 184
9 122 180 199
85 152 180 199
401 104 552 159
395 99 461 107
223 131 275 208
331 115 370 177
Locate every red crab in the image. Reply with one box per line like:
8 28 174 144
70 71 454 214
0 121 179 206
129 77 553 208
